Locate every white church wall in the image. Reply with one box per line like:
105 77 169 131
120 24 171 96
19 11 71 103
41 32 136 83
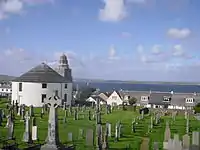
12 82 72 107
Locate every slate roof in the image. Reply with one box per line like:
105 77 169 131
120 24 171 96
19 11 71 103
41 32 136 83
149 92 172 105
12 63 71 83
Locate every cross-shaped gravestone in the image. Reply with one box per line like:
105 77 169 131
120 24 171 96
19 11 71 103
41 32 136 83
41 93 62 150
23 111 31 143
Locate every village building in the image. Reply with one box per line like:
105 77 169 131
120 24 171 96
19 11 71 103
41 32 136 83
11 54 73 107
0 83 12 97
105 90 200 110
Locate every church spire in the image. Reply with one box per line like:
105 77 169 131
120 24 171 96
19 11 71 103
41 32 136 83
59 53 69 68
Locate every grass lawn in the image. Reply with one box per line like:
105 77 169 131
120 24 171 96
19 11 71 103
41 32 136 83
0 98 200 150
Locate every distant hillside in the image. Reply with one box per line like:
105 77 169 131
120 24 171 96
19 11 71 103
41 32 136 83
0 75 16 81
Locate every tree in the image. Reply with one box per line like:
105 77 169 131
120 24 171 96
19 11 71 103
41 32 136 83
194 103 200 113
128 97 137 105
79 87 96 101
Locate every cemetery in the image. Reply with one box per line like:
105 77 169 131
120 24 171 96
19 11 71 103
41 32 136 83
1 95 200 150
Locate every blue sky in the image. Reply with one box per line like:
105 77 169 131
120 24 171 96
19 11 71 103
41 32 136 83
0 0 200 82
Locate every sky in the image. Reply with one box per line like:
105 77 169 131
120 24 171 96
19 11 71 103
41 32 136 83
0 0 200 82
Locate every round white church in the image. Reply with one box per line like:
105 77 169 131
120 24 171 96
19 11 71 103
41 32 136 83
11 54 73 107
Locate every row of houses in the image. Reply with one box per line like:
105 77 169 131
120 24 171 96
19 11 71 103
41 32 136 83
86 90 200 110
0 82 12 97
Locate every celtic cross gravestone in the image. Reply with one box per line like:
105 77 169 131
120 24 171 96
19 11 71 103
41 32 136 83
40 92 62 150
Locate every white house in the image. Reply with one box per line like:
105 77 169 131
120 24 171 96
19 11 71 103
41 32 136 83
107 91 123 106
11 54 73 107
0 84 12 97
86 97 96 103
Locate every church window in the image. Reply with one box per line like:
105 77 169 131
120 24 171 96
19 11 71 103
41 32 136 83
42 83 47 88
64 94 67 102
19 83 22 91
65 84 68 89
55 90 58 96
41 94 46 103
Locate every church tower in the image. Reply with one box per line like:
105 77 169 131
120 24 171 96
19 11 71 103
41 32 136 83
57 54 72 81
55 54 73 106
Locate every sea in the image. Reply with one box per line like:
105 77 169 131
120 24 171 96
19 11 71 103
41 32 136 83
74 81 200 93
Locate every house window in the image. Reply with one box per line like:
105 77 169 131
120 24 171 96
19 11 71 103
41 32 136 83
141 96 148 101
6 89 8 91
163 96 171 102
64 84 68 89
42 83 47 88
64 94 67 102
186 98 193 103
2 89 3 91
112 96 117 100
55 90 58 96
19 83 22 92
41 94 46 103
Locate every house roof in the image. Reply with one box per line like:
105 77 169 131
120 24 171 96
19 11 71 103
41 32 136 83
12 63 71 83
149 92 172 105
98 93 108 101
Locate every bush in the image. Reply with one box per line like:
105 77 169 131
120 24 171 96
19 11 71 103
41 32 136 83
128 97 137 105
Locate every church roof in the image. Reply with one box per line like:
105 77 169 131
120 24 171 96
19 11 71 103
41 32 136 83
12 63 71 83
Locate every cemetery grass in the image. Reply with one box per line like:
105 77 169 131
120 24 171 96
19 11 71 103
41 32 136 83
1 99 200 150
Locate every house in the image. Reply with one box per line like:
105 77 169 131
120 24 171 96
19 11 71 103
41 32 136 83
149 92 172 109
106 91 123 106
120 90 151 107
11 54 73 107
170 93 200 110
86 96 96 103
0 83 12 97
86 92 108 105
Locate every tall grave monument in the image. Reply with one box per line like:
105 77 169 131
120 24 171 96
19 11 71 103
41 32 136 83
40 92 63 150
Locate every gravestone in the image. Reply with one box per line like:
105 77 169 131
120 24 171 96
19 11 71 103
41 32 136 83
192 131 200 146
140 137 149 150
0 109 2 126
32 126 38 141
86 129 94 146
79 129 84 139
7 121 14 140
182 134 190 149
29 105 34 117
40 93 62 150
96 124 102 150
23 111 31 143
164 121 171 142
68 132 73 142
5 115 11 128
106 123 111 137
153 142 159 150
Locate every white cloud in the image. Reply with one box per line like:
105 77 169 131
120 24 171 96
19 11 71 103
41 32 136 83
99 0 127 22
167 28 191 39
0 0 53 20
121 32 132 38
173 44 184 57
136 44 144 54
108 45 120 60
151 44 162 55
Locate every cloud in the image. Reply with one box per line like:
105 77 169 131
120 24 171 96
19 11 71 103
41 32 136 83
0 44 199 82
121 32 132 38
167 28 191 39
151 44 162 55
0 0 53 20
108 45 120 60
99 0 127 22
